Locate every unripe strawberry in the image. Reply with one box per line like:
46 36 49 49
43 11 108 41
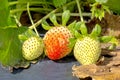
74 37 101 65
22 36 43 60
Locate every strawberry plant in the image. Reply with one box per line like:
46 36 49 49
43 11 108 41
71 0 118 65
0 0 119 73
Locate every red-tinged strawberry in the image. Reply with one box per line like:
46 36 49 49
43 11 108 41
43 26 73 60
42 10 75 60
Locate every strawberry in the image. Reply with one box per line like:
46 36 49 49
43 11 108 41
74 36 101 65
22 36 44 60
73 22 117 65
43 26 73 60
72 22 102 65
42 10 74 60
73 1 117 65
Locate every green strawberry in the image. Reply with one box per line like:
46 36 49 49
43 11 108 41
22 36 44 60
72 22 102 65
73 0 118 65
74 36 101 65
73 22 117 65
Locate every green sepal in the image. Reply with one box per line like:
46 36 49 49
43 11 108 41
90 24 101 38
42 23 53 30
41 20 53 30
68 20 76 29
106 37 118 50
75 30 82 39
80 22 88 35
18 28 37 43
42 19 50 26
108 37 119 46
99 36 113 43
68 37 77 48
108 44 116 50
102 4 110 13
91 2 110 20
62 10 70 26
67 20 76 35
100 36 118 50
18 34 28 42
75 21 81 30
49 13 59 26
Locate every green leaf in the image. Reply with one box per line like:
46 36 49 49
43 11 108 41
95 0 108 3
53 0 67 8
90 0 120 14
62 10 70 26
90 24 101 38
99 36 113 43
105 0 120 14
0 0 11 27
0 27 26 66
0 27 37 66
80 22 88 35
49 13 59 26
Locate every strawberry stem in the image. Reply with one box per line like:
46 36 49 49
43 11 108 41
11 15 22 27
27 2 39 37
76 0 84 22
29 1 76 29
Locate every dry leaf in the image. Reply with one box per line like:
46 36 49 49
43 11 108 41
72 48 120 80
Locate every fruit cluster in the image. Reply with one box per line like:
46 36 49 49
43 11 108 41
21 10 118 65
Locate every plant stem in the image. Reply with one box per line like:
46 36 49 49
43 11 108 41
27 2 39 37
56 13 91 17
29 9 58 29
10 8 53 14
76 0 84 22
12 15 22 27
9 1 53 6
29 1 76 29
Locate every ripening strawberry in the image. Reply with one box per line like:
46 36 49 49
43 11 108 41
42 10 74 60
43 26 73 60
22 36 44 60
